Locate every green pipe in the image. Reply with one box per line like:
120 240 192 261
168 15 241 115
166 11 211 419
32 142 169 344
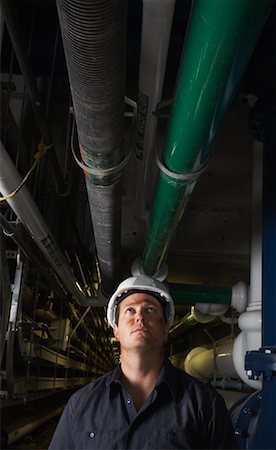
201 0 274 162
170 283 231 306
142 0 273 276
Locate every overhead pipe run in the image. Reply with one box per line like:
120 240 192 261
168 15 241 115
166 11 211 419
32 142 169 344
0 214 67 300
142 0 274 276
135 0 176 215
170 281 247 311
56 0 127 297
0 141 106 307
169 282 247 339
1 0 96 280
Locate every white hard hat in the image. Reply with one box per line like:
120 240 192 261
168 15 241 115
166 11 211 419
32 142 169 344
107 275 175 328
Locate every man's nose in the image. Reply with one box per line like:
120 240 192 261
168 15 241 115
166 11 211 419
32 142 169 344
136 311 145 322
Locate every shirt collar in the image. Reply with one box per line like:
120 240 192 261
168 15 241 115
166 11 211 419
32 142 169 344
105 359 177 399
156 358 177 399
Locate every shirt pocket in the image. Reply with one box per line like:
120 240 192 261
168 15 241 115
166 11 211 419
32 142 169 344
76 428 118 449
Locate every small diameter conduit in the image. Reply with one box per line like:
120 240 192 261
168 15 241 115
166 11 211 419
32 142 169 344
56 0 127 297
0 141 105 307
141 0 274 277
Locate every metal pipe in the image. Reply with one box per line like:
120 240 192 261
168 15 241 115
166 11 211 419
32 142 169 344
135 0 176 215
249 141 263 311
0 231 12 365
142 0 274 276
169 311 197 338
0 141 106 307
201 6 275 162
170 283 231 306
56 0 127 296
0 215 66 299
68 307 91 346
6 257 24 398
232 143 263 390
6 406 64 446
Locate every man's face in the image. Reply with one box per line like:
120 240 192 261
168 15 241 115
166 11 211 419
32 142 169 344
113 292 169 351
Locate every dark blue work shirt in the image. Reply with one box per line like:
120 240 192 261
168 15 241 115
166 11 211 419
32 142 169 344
49 359 239 449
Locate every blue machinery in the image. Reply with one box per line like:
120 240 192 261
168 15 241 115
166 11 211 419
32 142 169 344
231 110 276 448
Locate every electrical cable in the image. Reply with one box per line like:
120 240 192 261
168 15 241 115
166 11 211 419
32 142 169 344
0 141 52 202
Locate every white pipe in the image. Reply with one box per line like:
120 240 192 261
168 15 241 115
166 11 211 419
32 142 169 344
136 0 176 215
248 140 263 311
233 141 263 390
0 141 106 307
184 339 237 382
193 303 228 317
193 280 248 320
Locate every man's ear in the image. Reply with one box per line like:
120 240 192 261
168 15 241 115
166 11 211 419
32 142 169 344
113 323 119 340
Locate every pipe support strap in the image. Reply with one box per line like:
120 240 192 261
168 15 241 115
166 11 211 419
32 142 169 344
155 147 209 183
72 143 131 179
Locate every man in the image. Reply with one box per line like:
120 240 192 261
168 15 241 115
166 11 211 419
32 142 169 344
49 275 240 449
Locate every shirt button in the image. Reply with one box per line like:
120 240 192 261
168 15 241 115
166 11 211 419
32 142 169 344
127 399 131 404
89 432 95 438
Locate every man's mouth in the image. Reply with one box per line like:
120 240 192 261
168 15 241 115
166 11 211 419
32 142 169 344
132 327 148 333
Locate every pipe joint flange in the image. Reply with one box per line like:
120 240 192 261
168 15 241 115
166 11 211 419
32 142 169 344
155 148 210 184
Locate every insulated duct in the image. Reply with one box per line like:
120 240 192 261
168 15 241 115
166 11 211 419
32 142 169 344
142 0 274 276
56 0 127 296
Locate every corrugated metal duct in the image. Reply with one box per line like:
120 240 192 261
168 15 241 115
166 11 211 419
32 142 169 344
56 0 127 296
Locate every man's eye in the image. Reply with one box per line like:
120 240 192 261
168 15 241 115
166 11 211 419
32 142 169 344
126 307 135 313
147 306 156 313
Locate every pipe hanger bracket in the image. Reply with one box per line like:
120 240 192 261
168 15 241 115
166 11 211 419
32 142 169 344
155 147 210 183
